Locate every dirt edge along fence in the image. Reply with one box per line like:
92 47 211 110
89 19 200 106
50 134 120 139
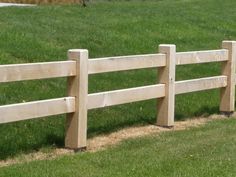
0 41 235 150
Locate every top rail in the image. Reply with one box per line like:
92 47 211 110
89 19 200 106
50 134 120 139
0 61 76 83
88 49 228 74
88 54 166 74
176 49 228 65
0 49 228 81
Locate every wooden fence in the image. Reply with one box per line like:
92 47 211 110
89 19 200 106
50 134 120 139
0 41 235 150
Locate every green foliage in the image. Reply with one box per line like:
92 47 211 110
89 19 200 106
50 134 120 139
0 0 235 159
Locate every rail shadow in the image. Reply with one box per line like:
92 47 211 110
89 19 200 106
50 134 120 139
0 102 225 160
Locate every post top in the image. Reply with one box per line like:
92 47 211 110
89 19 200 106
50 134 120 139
68 49 88 60
222 40 236 43
68 49 88 53
222 41 236 49
159 44 176 47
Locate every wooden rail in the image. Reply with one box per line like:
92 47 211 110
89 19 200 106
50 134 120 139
175 76 228 94
0 97 75 124
88 49 228 74
88 54 166 74
0 61 76 83
88 84 165 109
0 41 235 150
176 49 228 65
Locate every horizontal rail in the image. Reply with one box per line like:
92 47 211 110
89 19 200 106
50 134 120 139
175 76 227 95
88 54 166 74
0 97 75 124
0 61 76 83
87 84 165 109
176 49 228 65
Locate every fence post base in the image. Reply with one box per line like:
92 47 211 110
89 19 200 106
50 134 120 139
220 111 234 117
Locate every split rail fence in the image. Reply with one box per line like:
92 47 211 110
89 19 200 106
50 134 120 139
0 41 235 149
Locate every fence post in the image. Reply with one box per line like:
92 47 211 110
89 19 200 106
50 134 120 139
220 41 236 115
157 44 176 127
65 49 88 150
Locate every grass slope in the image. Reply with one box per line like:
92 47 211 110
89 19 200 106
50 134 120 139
1 118 236 176
0 0 236 159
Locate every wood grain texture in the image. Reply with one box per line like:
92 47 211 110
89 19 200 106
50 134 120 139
0 97 75 124
175 76 227 95
87 84 165 109
220 41 236 113
88 54 166 74
176 49 228 65
65 49 88 149
157 45 176 127
0 61 76 83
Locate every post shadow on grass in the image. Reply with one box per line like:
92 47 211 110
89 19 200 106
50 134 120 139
175 106 220 121
0 132 64 160
0 115 150 160
0 104 222 160
87 114 153 138
0 117 65 160
88 101 221 137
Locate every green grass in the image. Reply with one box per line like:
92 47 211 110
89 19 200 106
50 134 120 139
1 118 236 176
0 0 236 159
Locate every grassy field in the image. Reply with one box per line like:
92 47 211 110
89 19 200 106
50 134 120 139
1 118 236 176
0 0 236 160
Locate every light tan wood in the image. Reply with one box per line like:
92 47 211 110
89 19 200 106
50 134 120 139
175 76 227 95
220 41 236 113
176 49 228 65
88 54 166 74
65 49 88 149
87 84 165 109
0 97 75 124
157 45 176 127
0 61 76 83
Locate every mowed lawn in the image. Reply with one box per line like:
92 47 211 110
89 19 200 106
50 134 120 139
1 118 236 176
0 0 236 160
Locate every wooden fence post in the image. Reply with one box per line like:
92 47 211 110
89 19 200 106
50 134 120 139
65 49 88 150
157 45 176 127
220 41 236 115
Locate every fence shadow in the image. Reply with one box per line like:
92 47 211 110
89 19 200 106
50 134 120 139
0 103 225 161
175 106 220 121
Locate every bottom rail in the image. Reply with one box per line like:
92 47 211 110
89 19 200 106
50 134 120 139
88 84 165 109
175 76 227 95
